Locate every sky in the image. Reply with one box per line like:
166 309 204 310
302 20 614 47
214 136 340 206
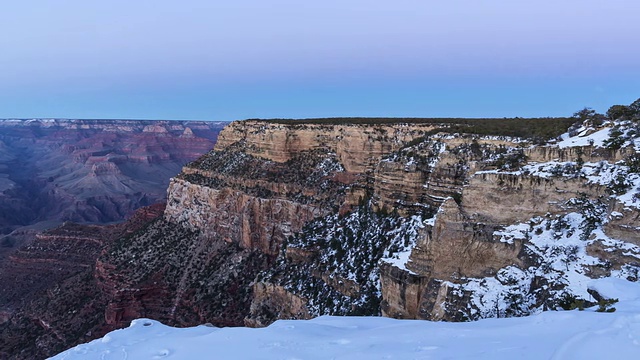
1 0 639 120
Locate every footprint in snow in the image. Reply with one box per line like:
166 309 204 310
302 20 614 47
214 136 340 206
152 349 171 358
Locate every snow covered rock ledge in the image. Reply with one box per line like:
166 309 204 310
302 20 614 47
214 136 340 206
51 278 640 360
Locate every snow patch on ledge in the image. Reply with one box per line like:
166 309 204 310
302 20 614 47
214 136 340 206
380 215 432 275
494 223 529 244
557 126 611 148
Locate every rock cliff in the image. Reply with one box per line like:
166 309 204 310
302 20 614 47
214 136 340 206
4 116 640 359
216 119 639 324
0 204 166 359
379 120 640 321
89 118 640 331
213 121 440 172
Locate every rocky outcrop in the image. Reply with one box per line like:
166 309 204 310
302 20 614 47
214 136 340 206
245 282 311 327
379 262 430 319
373 159 429 213
524 144 634 163
462 172 605 225
162 121 448 256
210 120 639 324
380 198 525 321
0 204 166 360
214 121 439 172
165 178 323 255
603 203 640 246
410 199 523 280
156 121 450 326
379 147 639 321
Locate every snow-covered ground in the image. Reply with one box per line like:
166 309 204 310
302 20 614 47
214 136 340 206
557 126 611 148
51 278 640 360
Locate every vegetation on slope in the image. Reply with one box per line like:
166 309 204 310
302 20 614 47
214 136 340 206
256 203 433 321
244 117 576 141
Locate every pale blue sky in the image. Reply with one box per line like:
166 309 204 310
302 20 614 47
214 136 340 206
1 1 638 120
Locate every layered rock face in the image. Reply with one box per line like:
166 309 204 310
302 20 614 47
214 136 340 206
5 117 640 359
165 121 442 255
214 121 439 172
169 121 550 325
157 121 443 326
121 119 640 328
0 119 224 236
222 120 640 324
461 173 605 225
380 134 640 321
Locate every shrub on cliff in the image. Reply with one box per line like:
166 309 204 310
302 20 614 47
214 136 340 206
624 153 640 173
607 97 640 121
630 98 640 120
603 127 626 150
607 105 633 121
572 107 605 127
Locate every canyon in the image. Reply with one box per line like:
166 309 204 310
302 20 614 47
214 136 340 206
0 119 225 359
3 116 640 359
0 119 224 235
0 119 224 249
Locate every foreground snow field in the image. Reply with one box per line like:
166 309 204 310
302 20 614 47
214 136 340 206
51 278 640 360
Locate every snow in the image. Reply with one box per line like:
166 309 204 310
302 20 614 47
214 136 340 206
491 159 640 210
589 277 640 303
494 222 529 244
557 127 611 148
441 209 640 320
380 246 414 272
380 215 429 275
51 278 640 360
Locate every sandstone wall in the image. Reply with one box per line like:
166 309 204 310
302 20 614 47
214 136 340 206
379 262 429 319
373 160 428 213
524 145 634 163
409 199 524 280
462 172 606 225
164 178 324 256
214 121 439 173
604 202 640 246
